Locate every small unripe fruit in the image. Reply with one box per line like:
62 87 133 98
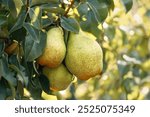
43 64 73 91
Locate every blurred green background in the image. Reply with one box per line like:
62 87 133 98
41 0 150 100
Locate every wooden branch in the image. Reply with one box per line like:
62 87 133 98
64 0 74 17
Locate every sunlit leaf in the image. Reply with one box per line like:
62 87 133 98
31 0 59 7
41 3 65 15
29 7 42 29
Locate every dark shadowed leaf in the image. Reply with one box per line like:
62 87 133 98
87 0 108 23
0 42 5 55
15 80 24 99
9 6 27 34
117 60 130 77
122 78 135 93
23 29 46 61
23 23 40 42
0 15 7 26
0 54 17 86
60 16 79 33
27 77 43 100
80 10 101 38
9 63 28 87
0 78 8 99
121 0 133 13
105 0 115 10
39 74 52 94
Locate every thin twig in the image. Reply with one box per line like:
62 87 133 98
64 0 74 17
26 0 30 12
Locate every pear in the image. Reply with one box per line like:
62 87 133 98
65 30 103 80
43 64 73 91
37 27 66 68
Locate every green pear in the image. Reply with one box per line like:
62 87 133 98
38 27 66 68
43 64 73 91
65 30 103 80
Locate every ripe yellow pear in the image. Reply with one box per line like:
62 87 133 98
65 30 103 80
37 27 66 68
43 64 73 91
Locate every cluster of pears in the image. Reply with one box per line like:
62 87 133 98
37 27 103 91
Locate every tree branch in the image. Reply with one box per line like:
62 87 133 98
26 0 30 12
64 0 74 17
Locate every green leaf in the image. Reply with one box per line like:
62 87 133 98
0 54 17 86
9 27 26 41
104 25 116 40
121 0 133 13
1 0 23 18
27 77 43 99
0 78 8 99
23 30 46 61
16 80 24 99
0 42 5 55
41 3 65 15
87 0 108 23
39 74 52 94
77 3 89 16
105 0 115 11
64 30 69 45
0 15 7 26
9 55 29 87
31 0 59 7
9 6 27 34
17 66 28 87
6 0 17 18
41 17 53 28
117 60 130 77
80 10 101 38
29 7 42 29
122 78 135 93
145 9 150 17
60 17 79 33
23 23 41 42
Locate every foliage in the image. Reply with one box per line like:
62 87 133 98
0 0 150 100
